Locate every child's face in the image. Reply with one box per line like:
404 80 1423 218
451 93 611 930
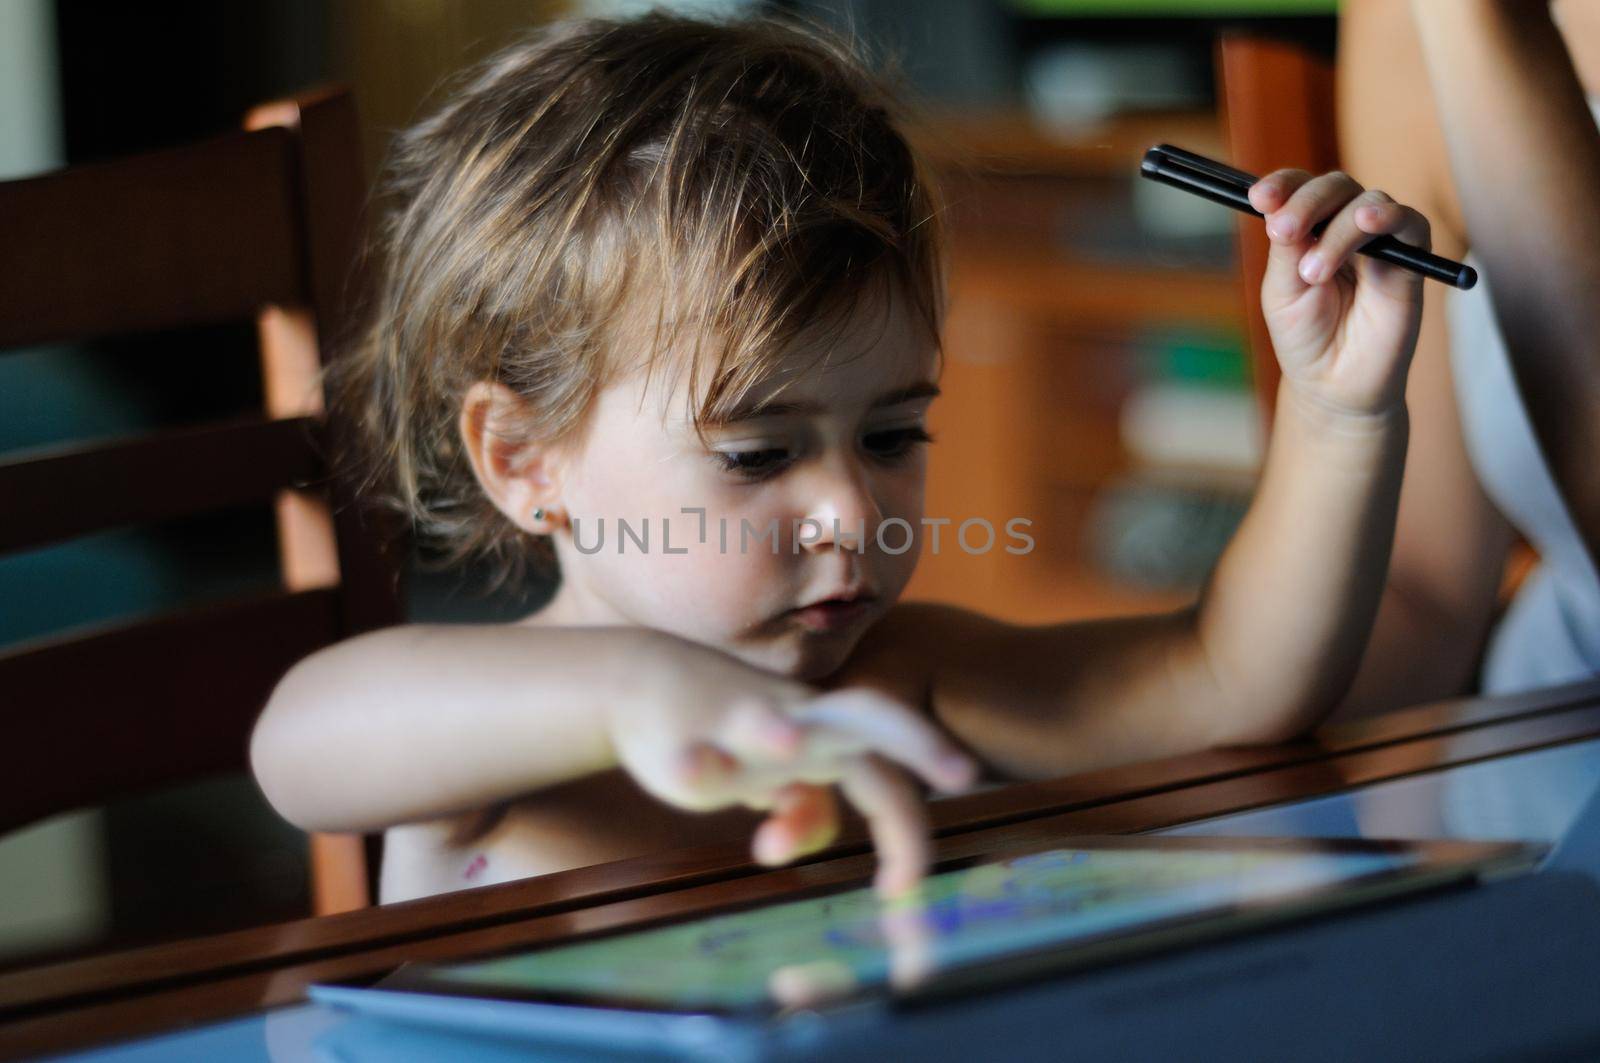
550 282 937 682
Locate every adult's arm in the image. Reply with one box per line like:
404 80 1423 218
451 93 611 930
1409 0 1600 563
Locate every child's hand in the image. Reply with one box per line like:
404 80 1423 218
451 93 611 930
1248 170 1431 418
606 637 978 896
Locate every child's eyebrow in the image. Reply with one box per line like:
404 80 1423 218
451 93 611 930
714 382 941 425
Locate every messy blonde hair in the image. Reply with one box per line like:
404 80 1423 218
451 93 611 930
332 8 950 589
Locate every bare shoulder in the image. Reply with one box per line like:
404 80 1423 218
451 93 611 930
1556 0 1600 95
833 601 1166 696
825 600 1012 712
867 599 1014 640
842 601 1018 669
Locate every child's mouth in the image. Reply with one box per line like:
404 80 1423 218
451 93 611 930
787 595 876 633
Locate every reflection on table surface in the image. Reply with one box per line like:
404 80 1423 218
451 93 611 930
57 737 1600 1062
1162 736 1600 845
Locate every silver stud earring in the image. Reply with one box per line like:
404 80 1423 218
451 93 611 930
533 506 547 522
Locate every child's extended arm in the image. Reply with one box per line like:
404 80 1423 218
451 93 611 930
251 623 975 893
835 172 1428 779
252 624 643 831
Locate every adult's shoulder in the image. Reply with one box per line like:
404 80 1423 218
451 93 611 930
1555 0 1600 96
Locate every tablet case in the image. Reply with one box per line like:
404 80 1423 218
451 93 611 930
311 867 1600 1062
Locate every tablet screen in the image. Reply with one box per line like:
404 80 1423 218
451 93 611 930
399 838 1523 1014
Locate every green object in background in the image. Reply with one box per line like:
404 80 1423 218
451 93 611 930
1010 0 1336 15
1142 327 1252 389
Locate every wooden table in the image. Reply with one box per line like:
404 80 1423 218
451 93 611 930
6 679 1600 1060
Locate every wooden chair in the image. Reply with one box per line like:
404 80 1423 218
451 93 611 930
0 87 403 917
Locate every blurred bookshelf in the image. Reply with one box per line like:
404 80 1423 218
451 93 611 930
861 0 1335 624
902 103 1259 624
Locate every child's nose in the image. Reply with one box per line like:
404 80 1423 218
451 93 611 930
797 456 884 554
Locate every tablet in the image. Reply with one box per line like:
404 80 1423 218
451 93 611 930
311 835 1539 1049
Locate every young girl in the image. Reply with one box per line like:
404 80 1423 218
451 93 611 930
251 10 1431 902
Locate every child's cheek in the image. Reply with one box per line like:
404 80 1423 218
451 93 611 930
609 501 785 637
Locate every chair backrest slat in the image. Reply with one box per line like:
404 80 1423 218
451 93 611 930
0 588 342 833
0 416 324 555
0 127 305 350
1 88 405 913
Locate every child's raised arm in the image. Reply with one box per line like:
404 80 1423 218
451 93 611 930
834 171 1428 780
250 623 975 894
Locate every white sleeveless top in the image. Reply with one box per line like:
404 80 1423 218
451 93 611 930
1447 105 1600 694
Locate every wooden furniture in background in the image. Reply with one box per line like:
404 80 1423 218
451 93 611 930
904 109 1245 624
0 88 401 920
1215 33 1340 421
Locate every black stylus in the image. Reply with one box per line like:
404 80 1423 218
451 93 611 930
1140 143 1478 290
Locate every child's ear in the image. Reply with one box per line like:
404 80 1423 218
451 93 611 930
459 380 566 535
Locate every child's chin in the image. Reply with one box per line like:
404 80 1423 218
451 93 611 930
773 632 865 685
716 622 871 684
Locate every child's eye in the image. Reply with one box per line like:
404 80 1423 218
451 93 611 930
711 446 793 481
862 425 935 461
